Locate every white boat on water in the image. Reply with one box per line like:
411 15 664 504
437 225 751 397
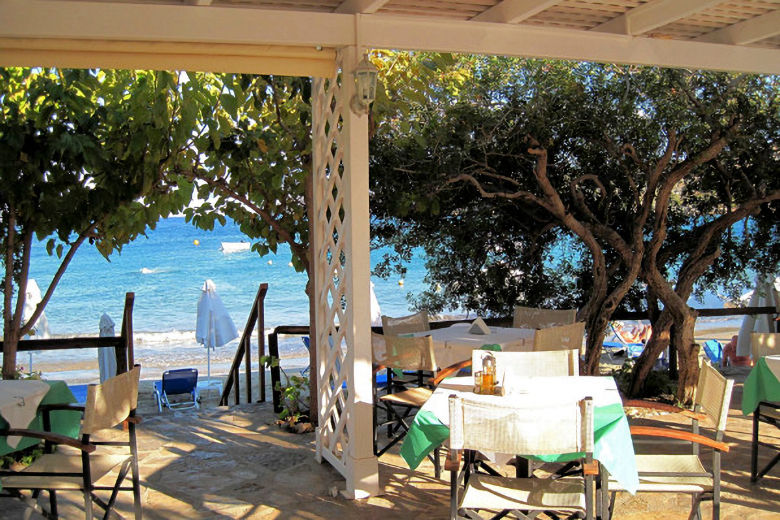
220 241 251 253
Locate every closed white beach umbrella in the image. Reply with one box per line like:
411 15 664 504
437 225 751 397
196 279 238 387
98 313 117 383
737 275 780 357
370 282 382 326
22 279 51 372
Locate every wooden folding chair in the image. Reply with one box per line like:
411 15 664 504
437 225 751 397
611 362 733 520
1 366 143 520
447 395 596 520
513 306 577 329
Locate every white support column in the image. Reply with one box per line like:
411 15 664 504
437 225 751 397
340 46 379 499
311 46 379 499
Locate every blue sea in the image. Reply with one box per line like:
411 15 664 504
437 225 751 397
19 216 743 382
23 216 430 382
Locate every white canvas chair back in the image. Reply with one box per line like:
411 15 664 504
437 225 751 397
381 311 430 336
751 332 780 359
82 365 141 435
382 334 437 372
449 395 593 456
513 306 577 329
533 321 586 352
472 350 579 383
694 361 734 433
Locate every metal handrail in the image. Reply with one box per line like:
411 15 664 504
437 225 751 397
219 283 269 406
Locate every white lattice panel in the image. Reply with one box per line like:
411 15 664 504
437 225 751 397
312 49 379 497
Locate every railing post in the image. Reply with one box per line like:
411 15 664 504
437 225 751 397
258 296 266 403
117 292 134 374
268 329 282 413
244 333 252 404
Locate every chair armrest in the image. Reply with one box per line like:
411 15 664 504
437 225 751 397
433 360 473 386
445 450 462 472
38 403 86 413
623 399 708 422
2 429 95 453
583 461 599 476
373 364 386 375
629 426 729 452
124 416 142 425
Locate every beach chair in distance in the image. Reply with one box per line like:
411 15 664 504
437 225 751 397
702 339 723 366
1 366 143 520
603 322 646 360
154 368 199 412
512 306 577 329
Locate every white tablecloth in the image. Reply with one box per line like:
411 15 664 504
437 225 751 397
0 380 50 448
414 323 535 369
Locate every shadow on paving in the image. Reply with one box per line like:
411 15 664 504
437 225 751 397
1 367 778 519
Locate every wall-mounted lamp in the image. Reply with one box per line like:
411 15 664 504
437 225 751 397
350 54 378 115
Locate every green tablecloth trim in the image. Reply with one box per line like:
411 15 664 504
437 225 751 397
741 357 780 415
480 344 502 351
400 401 639 494
399 410 450 470
0 381 80 456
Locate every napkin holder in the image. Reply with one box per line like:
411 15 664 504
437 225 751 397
469 317 491 335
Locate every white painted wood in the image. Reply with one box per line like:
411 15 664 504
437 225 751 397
339 45 380 499
593 0 722 36
695 10 780 45
0 38 337 77
335 0 390 14
0 0 355 48
361 16 780 75
311 49 379 499
2 1 779 74
472 0 560 24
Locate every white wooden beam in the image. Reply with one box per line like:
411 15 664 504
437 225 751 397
472 0 559 24
1 1 779 75
362 16 780 75
0 0 354 47
695 10 780 45
593 0 721 36
0 38 337 77
335 0 389 14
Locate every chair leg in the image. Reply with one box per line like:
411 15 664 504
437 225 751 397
49 489 58 519
84 490 93 520
687 494 702 520
131 425 143 520
432 447 441 479
751 410 759 482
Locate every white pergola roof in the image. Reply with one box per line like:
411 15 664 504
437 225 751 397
1 0 779 76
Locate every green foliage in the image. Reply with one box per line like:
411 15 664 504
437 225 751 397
184 74 312 275
612 359 677 400
0 68 200 377
261 355 309 421
0 444 43 470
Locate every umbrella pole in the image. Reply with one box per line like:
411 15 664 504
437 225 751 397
29 352 33 374
207 346 211 387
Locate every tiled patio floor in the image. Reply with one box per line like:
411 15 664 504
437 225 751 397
2 368 778 519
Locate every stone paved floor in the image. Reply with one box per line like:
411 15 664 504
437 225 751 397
2 369 778 519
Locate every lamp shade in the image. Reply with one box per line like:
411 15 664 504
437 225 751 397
353 54 378 108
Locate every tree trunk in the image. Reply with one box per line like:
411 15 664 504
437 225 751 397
2 332 19 379
672 311 699 403
629 310 673 397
